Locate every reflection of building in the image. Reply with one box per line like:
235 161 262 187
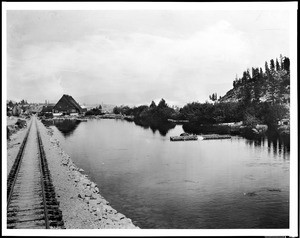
55 119 81 136
53 94 83 116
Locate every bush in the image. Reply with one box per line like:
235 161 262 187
16 119 27 128
85 108 103 116
243 112 261 127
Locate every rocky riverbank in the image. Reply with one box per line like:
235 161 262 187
7 116 139 229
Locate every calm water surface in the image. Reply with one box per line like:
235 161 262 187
49 119 289 229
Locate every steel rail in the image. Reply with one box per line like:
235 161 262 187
7 120 32 206
7 116 64 229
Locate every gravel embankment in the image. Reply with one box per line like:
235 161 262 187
35 118 139 229
7 117 31 174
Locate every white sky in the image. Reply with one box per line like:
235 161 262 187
6 8 291 106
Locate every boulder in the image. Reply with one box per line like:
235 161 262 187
256 124 268 133
84 189 93 197
102 204 116 214
251 128 259 134
89 205 97 213
69 165 78 171
89 199 100 207
105 219 113 226
96 197 105 204
95 211 103 218
80 178 91 186
84 197 90 203
78 191 85 199
91 192 98 199
114 213 125 221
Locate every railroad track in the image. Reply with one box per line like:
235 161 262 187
7 116 64 229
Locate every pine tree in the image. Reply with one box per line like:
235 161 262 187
8 100 14 108
233 74 238 88
214 93 217 101
267 70 279 104
270 59 275 71
265 61 269 73
249 68 260 103
240 71 252 105
209 93 218 102
279 54 284 69
150 101 156 108
283 57 290 72
158 98 167 108
259 67 263 77
276 58 280 71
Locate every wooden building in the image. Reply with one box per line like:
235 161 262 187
53 94 83 116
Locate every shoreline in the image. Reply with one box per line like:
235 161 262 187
7 116 139 229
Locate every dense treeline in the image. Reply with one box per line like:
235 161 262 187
113 55 290 134
231 54 290 105
113 99 178 121
85 105 103 116
222 55 290 128
180 55 290 128
113 99 178 135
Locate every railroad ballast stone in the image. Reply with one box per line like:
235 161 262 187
7 118 64 229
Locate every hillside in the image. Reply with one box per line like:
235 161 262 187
219 56 290 105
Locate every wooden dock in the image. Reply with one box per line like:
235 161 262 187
167 119 189 123
201 134 231 140
170 135 198 141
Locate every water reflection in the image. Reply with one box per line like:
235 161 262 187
42 119 81 137
53 119 289 229
245 135 290 160
134 119 176 136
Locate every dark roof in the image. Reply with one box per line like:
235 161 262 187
41 105 54 113
53 94 82 113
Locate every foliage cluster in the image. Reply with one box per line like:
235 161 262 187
112 55 290 132
232 55 290 105
85 105 103 116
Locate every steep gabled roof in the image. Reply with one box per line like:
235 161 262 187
53 94 82 113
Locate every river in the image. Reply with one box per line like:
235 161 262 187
46 118 289 229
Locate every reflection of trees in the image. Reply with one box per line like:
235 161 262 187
42 119 81 137
134 119 175 136
41 120 54 127
245 133 289 158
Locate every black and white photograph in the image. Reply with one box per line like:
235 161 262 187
2 2 298 236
